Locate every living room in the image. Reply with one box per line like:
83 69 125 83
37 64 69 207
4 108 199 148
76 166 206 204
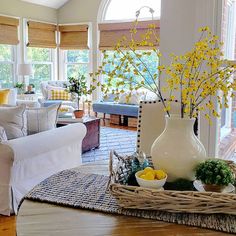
0 0 236 235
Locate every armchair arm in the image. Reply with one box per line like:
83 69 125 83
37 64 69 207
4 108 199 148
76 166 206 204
0 144 14 215
6 123 87 214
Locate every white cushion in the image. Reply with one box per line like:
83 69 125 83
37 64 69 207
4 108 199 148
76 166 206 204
119 91 146 105
26 104 60 135
0 105 27 140
0 126 7 142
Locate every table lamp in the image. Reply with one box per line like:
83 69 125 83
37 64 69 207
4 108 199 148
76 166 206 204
17 64 33 91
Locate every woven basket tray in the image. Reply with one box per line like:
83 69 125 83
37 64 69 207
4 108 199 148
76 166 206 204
109 151 236 215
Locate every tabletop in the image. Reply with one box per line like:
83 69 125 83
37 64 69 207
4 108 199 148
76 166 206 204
16 161 230 236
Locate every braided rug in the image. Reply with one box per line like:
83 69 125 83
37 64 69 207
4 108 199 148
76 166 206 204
23 169 236 234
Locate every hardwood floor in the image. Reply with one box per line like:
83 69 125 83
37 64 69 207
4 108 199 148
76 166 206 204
0 216 16 236
0 119 135 235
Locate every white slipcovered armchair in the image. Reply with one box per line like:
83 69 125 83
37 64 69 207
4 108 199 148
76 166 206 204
0 123 86 216
40 81 77 109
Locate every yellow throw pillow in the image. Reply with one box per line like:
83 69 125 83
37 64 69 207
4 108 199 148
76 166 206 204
0 89 10 105
51 90 70 100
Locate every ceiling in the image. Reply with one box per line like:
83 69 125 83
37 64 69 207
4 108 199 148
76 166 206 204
21 0 70 9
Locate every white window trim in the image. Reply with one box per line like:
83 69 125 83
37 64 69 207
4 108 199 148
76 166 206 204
220 0 236 140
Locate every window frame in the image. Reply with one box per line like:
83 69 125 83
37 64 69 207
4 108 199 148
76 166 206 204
220 0 236 140
62 49 91 80
58 22 92 82
23 18 57 92
0 44 17 88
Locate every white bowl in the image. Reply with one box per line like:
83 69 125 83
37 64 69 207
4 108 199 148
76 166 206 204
135 170 167 190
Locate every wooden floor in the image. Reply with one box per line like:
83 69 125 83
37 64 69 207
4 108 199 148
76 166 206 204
0 119 135 236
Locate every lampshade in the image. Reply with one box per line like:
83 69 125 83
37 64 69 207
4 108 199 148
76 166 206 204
17 64 33 76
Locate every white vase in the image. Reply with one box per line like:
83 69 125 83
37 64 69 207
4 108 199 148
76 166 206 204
151 115 207 182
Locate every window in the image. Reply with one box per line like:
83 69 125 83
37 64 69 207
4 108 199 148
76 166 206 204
0 44 16 88
220 0 236 140
103 50 159 89
100 0 161 92
27 47 55 92
63 49 90 79
104 0 161 21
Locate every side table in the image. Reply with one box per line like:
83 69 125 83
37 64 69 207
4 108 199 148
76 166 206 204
57 116 100 153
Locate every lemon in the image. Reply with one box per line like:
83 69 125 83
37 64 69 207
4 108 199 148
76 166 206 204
142 171 155 180
155 170 166 180
142 167 154 175
139 174 147 179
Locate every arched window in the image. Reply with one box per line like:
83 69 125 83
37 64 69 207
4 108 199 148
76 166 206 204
104 0 161 21
98 0 161 92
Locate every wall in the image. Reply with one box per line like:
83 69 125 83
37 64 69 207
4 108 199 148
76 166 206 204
0 0 57 22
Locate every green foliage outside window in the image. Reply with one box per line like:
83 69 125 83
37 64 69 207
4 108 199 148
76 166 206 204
66 50 89 79
27 47 52 92
0 45 14 88
103 50 158 89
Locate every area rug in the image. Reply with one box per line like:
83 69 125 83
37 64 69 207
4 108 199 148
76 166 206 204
23 169 236 234
82 127 137 163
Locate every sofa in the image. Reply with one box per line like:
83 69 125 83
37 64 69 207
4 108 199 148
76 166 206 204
0 123 86 216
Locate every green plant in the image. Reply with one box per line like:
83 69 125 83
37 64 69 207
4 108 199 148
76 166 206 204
14 82 25 89
195 159 234 186
65 75 95 110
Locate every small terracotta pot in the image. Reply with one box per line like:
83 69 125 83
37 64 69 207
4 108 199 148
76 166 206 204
203 184 225 192
74 110 84 118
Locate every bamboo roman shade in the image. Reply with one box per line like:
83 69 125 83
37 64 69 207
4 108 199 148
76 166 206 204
27 21 57 48
0 16 19 45
99 20 160 50
59 24 89 50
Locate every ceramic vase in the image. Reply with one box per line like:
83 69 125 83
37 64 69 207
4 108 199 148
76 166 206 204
151 115 207 182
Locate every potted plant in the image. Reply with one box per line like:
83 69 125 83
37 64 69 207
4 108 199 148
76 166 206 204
66 75 95 118
14 82 25 94
195 159 234 192
91 21 236 181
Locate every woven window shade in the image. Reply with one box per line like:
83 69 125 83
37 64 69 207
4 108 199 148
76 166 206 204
27 21 57 48
99 20 160 50
0 16 19 45
59 24 89 50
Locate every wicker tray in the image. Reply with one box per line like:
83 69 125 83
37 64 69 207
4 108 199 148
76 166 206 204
109 151 236 215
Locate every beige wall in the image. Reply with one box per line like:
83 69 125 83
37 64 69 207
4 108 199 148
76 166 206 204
0 0 57 22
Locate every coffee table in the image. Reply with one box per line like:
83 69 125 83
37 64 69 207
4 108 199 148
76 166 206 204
17 161 228 236
57 116 100 153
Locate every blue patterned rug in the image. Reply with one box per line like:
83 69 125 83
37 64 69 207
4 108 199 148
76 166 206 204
82 127 137 163
23 170 236 234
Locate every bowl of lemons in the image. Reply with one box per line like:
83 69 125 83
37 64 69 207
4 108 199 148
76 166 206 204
135 167 167 190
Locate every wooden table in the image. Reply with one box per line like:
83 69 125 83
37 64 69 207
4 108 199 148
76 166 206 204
17 162 230 236
57 116 100 153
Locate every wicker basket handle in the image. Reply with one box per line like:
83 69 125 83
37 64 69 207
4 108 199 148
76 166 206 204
109 150 114 177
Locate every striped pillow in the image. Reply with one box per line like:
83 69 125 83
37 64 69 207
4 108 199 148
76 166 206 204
51 90 70 100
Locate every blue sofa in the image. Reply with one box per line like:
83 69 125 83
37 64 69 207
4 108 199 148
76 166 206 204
92 101 139 117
